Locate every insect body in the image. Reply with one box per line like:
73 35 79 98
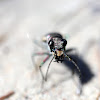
32 32 81 83
42 33 67 63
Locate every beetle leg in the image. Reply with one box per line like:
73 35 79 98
31 52 50 70
39 55 51 80
45 56 54 81
39 55 51 87
64 53 82 95
64 53 81 80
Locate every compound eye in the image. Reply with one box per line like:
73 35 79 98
48 39 54 46
62 39 67 46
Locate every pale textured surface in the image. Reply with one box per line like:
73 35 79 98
0 0 100 100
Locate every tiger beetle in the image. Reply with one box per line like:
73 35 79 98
32 32 82 94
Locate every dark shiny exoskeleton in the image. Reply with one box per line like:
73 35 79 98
43 33 67 62
47 33 67 51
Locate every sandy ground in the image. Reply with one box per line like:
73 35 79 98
0 0 100 100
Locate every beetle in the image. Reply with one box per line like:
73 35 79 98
32 32 81 82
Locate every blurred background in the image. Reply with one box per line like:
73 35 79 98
0 0 100 100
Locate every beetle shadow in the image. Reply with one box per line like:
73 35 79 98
40 48 94 94
63 53 94 85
